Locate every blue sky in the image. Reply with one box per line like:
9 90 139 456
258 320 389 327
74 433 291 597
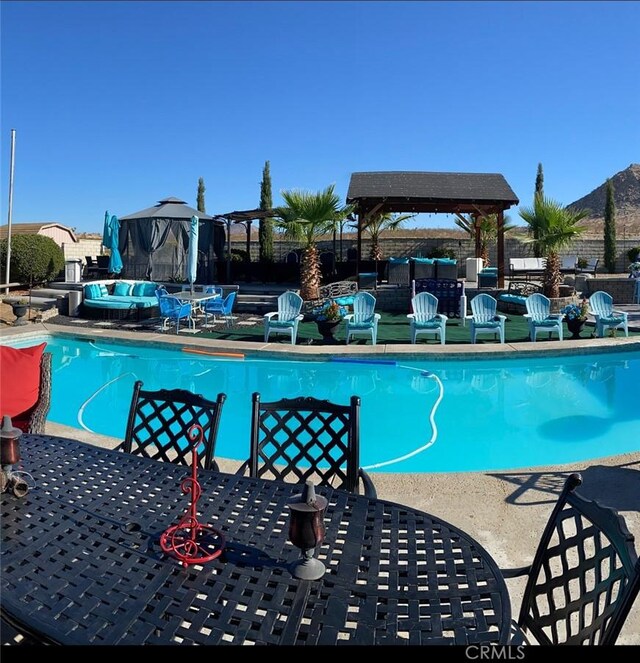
1 0 639 233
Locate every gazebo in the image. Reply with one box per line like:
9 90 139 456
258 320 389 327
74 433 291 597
346 171 519 287
118 197 226 283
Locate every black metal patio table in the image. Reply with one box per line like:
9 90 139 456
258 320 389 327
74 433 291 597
1 435 512 645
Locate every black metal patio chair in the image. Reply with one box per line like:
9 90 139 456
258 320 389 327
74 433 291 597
237 392 377 497
503 473 639 645
117 380 226 471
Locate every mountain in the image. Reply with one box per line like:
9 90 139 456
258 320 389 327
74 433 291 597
567 163 640 236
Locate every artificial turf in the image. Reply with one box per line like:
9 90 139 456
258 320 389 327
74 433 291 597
197 311 636 346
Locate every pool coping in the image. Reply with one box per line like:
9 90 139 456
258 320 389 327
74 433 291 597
2 322 640 360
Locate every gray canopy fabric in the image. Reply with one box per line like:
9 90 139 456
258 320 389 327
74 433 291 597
118 197 225 282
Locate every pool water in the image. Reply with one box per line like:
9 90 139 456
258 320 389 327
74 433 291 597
8 335 640 472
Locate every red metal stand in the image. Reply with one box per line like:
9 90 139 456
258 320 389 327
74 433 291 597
160 424 225 567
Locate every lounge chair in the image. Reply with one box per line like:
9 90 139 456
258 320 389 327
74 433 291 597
237 392 376 497
264 290 304 344
588 291 629 337
466 293 506 344
407 291 447 344
524 293 564 342
344 291 381 345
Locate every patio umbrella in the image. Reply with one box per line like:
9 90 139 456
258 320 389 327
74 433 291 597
102 211 123 275
187 215 199 294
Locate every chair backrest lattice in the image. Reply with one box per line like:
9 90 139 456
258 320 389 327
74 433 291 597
248 393 361 493
517 473 639 645
122 380 226 470
471 293 498 323
526 293 552 321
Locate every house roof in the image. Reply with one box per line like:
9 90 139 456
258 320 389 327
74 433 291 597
346 171 519 215
0 222 77 242
119 197 219 222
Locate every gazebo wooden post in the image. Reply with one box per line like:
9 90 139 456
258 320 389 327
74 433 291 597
226 218 232 283
245 220 252 282
497 210 505 288
473 212 482 259
356 211 362 278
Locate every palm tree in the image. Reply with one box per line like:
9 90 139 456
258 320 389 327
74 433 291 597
454 214 515 266
358 212 415 261
519 196 589 298
275 184 352 301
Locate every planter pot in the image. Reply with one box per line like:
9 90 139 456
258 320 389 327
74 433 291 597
566 317 586 339
316 319 341 343
11 304 29 326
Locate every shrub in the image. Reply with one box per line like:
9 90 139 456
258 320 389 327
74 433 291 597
426 246 456 260
0 234 64 285
627 247 640 263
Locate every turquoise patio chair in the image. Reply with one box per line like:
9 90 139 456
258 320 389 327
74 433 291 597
466 293 506 344
588 291 629 338
264 291 304 345
157 294 194 334
345 291 381 345
203 291 236 328
407 291 448 344
524 293 564 342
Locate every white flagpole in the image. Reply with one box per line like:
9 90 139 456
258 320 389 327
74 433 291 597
4 129 16 294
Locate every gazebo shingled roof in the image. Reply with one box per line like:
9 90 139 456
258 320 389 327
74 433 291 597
346 171 520 287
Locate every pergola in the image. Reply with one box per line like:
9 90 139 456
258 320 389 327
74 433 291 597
346 171 519 287
215 208 278 282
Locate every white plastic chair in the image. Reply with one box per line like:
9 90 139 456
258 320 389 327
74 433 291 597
588 291 629 338
524 293 564 342
344 292 381 345
263 291 304 345
407 292 448 344
466 294 506 344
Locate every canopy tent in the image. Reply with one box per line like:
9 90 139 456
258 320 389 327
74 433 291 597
346 172 519 287
118 197 226 283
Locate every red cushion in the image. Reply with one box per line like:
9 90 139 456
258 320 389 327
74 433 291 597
0 342 46 422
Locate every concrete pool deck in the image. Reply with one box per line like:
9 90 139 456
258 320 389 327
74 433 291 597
3 322 640 644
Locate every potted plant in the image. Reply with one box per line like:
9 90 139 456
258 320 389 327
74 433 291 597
313 300 346 343
561 298 589 339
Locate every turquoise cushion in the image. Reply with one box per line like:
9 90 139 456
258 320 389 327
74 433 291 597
389 257 409 265
435 258 456 265
269 319 296 328
142 282 157 296
413 258 434 264
334 296 355 306
480 268 498 274
83 299 134 310
113 282 132 296
84 284 102 299
132 283 147 296
414 320 441 329
97 284 109 297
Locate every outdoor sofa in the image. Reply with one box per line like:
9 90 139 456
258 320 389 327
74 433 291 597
508 257 546 280
81 279 160 320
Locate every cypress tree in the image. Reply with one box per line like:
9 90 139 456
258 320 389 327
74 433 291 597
535 163 544 200
196 177 206 213
259 161 274 263
604 179 616 273
532 163 545 257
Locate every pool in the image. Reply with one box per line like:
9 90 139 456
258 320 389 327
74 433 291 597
5 334 640 472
